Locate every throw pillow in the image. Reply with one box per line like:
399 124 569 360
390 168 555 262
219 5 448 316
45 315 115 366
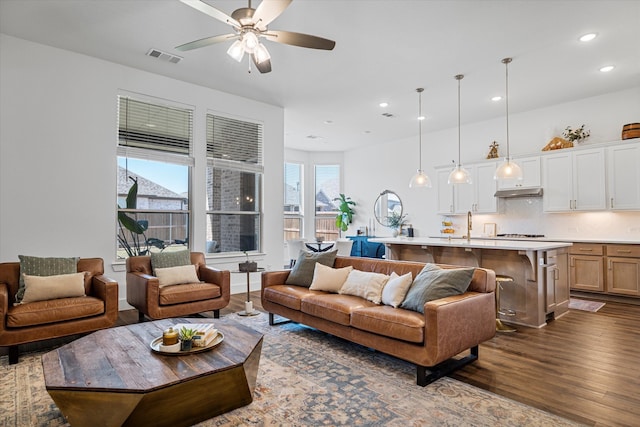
285 250 337 287
155 264 201 288
381 271 414 308
21 272 86 304
309 263 353 292
150 250 191 275
16 255 79 303
339 269 390 304
400 264 475 313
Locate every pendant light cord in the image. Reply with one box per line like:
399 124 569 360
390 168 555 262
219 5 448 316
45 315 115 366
503 57 512 159
417 88 424 170
455 74 463 165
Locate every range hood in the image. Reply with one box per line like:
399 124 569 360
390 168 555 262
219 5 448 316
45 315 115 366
494 187 543 198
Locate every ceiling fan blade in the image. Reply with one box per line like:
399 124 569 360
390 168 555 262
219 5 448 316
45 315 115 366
175 33 238 51
253 0 292 30
252 55 272 73
264 30 335 50
179 0 241 28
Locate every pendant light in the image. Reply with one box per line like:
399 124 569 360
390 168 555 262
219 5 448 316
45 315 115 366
494 57 523 181
409 88 432 188
448 74 472 184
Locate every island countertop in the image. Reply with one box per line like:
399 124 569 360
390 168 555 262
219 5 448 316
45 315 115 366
368 236 572 251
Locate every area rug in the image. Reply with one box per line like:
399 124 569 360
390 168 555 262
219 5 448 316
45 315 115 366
568 298 606 312
1 313 582 427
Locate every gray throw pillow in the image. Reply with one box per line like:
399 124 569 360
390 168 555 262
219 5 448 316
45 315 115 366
400 263 475 313
16 255 79 303
285 250 338 287
150 250 191 275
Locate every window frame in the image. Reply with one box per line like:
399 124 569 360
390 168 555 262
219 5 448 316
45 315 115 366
284 161 304 241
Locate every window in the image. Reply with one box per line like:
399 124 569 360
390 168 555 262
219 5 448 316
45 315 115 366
284 162 303 240
116 95 193 259
314 164 340 241
206 113 263 254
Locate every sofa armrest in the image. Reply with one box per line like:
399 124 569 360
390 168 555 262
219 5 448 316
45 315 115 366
261 271 291 289
424 291 496 363
198 266 231 303
91 275 119 321
126 272 160 309
0 283 8 332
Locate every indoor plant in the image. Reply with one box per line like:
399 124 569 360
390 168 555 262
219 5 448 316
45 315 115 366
386 212 408 237
334 193 356 236
563 125 591 143
179 326 197 351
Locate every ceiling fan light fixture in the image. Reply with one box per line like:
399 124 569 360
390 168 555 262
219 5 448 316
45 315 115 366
242 31 259 52
253 42 271 64
227 40 245 62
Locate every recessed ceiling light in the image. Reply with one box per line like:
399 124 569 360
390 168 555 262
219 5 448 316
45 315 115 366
417 115 426 121
491 96 502 102
579 33 597 42
379 102 389 108
600 65 615 72
324 120 333 125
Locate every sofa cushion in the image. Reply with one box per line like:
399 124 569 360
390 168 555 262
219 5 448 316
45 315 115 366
21 272 86 304
285 250 337 287
150 250 191 275
381 272 414 308
7 296 105 328
339 269 390 304
16 255 79 303
301 294 377 326
309 263 353 292
263 285 324 311
401 263 475 313
155 264 201 288
159 282 221 305
351 306 425 343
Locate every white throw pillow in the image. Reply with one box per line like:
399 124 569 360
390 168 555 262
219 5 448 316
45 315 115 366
309 263 353 292
339 269 390 304
21 271 86 304
155 264 200 288
381 271 414 308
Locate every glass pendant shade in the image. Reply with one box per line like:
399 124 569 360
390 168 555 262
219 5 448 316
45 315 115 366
494 158 523 181
409 169 432 188
448 164 472 184
242 32 259 52
227 40 245 62
253 43 271 64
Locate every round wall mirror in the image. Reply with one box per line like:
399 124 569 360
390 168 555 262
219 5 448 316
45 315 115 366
374 190 403 226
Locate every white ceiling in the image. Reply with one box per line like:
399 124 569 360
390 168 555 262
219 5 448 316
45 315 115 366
1 0 639 152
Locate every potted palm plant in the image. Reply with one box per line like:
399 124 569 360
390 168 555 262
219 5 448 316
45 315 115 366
333 194 356 237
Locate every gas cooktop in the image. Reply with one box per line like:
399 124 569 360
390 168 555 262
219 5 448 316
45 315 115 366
496 234 546 239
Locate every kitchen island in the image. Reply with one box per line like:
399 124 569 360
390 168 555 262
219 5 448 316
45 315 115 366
369 237 573 328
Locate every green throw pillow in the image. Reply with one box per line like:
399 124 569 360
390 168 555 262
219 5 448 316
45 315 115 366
285 250 338 288
150 250 191 275
16 255 79 303
400 263 475 313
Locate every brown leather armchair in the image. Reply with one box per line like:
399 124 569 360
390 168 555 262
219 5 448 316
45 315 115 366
0 258 119 364
126 252 230 322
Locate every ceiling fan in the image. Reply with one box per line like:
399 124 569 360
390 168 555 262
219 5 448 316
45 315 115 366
175 0 336 73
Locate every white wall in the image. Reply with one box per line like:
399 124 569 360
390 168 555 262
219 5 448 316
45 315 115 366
344 87 640 239
0 35 284 307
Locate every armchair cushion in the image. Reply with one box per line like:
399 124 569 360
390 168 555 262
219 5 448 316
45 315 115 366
16 255 79 303
155 265 200 287
20 271 86 304
150 250 191 275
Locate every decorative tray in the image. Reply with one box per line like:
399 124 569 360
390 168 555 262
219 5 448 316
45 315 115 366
149 332 224 356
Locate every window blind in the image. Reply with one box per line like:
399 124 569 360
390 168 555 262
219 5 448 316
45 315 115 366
118 96 192 155
206 114 263 166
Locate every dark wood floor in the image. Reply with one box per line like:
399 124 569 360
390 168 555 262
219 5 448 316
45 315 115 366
6 293 639 426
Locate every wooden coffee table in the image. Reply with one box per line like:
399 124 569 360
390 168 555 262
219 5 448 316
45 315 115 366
42 317 263 427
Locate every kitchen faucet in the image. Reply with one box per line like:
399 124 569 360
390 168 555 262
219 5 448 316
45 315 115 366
466 210 472 242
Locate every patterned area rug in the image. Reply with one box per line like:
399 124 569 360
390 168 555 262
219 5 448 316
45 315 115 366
568 298 606 312
1 313 582 426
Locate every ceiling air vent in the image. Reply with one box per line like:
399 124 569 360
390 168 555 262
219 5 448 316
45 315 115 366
146 48 183 64
381 112 395 118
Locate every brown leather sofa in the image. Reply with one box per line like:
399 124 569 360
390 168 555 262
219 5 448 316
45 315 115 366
262 256 496 386
0 258 118 364
126 252 230 322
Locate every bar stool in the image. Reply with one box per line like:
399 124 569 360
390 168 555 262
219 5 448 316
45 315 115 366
496 275 517 332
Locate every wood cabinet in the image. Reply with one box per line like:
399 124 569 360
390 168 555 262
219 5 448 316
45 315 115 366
497 156 541 190
570 243 640 298
547 250 570 314
436 162 497 215
542 148 606 212
607 142 640 210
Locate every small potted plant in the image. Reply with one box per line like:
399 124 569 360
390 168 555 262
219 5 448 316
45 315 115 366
179 326 197 351
563 125 591 143
386 212 408 237
239 250 257 272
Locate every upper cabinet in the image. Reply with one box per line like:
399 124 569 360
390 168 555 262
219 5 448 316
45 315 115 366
542 148 606 212
437 162 498 215
607 142 640 210
496 156 541 190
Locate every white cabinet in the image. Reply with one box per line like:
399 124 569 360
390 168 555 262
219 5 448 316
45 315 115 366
437 162 498 215
542 148 606 212
496 156 541 190
607 142 640 210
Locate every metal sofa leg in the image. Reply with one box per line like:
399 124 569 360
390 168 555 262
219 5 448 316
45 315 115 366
138 311 145 323
416 346 479 386
8 345 19 364
213 309 220 319
268 313 291 326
